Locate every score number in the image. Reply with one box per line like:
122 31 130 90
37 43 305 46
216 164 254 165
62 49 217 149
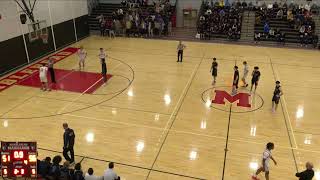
2 152 36 162
14 151 24 159
2 154 10 162
14 168 25 175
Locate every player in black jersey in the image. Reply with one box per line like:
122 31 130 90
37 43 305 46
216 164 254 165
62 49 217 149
272 81 283 112
210 58 218 85
232 66 239 95
250 66 261 92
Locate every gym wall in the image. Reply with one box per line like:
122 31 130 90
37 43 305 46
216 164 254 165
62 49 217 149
0 0 89 76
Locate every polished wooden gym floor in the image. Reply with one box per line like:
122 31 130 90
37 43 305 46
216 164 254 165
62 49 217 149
1 36 320 180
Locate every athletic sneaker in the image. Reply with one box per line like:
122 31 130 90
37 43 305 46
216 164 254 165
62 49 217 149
251 176 260 180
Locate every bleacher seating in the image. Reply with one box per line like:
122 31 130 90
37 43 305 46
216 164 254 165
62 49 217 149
254 4 318 46
197 2 243 40
88 1 175 37
88 3 125 31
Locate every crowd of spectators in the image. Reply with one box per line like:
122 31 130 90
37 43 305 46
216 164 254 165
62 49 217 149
37 155 120 180
97 0 174 38
254 2 318 47
254 21 286 45
198 1 243 40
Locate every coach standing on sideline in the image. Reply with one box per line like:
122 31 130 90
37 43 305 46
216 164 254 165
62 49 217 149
48 58 56 83
62 123 75 164
177 41 186 62
295 162 314 180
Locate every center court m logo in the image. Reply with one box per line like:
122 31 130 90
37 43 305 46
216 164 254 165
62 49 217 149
212 90 251 108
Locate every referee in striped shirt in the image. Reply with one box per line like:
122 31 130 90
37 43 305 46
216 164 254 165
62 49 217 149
177 41 186 62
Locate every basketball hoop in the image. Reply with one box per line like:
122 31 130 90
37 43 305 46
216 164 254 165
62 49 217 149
40 33 48 44
27 20 48 43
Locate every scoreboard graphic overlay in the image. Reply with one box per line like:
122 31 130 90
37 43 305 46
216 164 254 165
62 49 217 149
1 142 37 178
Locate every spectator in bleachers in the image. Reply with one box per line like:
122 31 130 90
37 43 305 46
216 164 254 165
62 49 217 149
276 29 285 45
109 21 116 38
241 1 247 8
299 25 306 46
219 8 225 17
206 8 212 15
38 157 52 179
148 17 154 37
73 163 85 180
269 28 275 38
235 0 241 8
263 22 270 37
85 168 102 180
140 19 147 37
276 9 283 19
142 0 148 6
219 0 224 7
225 0 230 7
48 155 62 180
304 3 311 12
273 2 279 9
96 14 106 36
60 161 72 180
121 0 127 7
312 34 318 48
287 10 294 27
125 18 132 36
104 162 120 180
254 32 261 43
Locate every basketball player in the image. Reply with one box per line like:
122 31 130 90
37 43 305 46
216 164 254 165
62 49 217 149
39 64 50 91
250 66 261 92
77 46 87 70
272 81 283 112
241 61 249 87
232 66 239 95
47 58 56 83
210 58 218 85
252 142 277 180
101 59 107 83
177 41 186 62
99 48 107 82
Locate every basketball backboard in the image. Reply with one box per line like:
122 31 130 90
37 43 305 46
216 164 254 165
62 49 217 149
14 0 49 43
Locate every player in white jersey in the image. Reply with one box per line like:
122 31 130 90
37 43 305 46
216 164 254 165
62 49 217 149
98 48 107 63
77 46 87 70
252 142 277 180
241 61 249 87
39 64 50 91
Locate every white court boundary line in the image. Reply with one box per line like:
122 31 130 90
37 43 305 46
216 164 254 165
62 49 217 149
270 58 298 149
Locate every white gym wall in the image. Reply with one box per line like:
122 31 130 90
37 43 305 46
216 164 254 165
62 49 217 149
0 0 88 42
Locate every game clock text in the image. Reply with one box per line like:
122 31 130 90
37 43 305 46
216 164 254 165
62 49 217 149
1 142 37 178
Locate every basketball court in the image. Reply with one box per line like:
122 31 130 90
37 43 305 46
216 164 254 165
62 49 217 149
1 36 320 180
